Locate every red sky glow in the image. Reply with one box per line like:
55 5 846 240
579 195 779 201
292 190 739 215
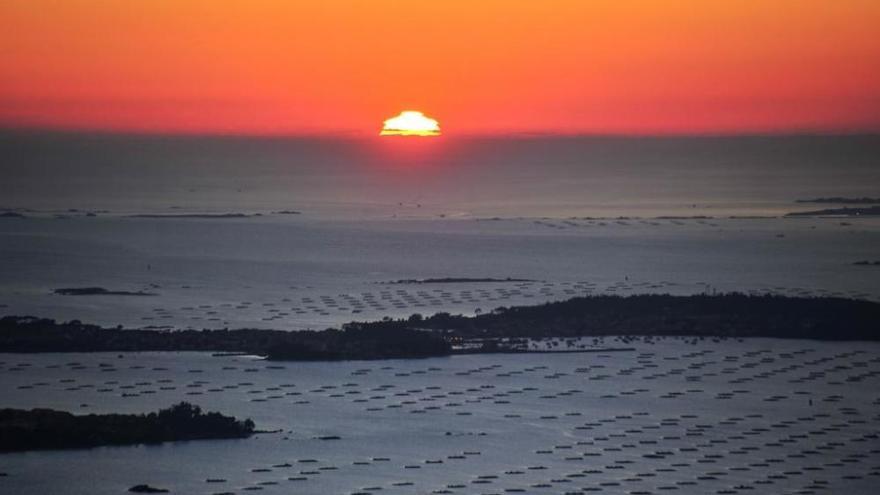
2 1 879 136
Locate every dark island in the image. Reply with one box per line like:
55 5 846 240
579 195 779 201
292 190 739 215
54 287 157 296
0 402 254 452
128 485 168 493
0 315 452 359
785 205 880 217
1 294 879 360
795 197 880 204
381 277 536 285
405 293 880 341
127 213 258 219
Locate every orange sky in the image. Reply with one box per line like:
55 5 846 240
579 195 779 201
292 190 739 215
2 0 879 135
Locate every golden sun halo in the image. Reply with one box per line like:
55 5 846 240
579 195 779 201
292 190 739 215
380 111 441 136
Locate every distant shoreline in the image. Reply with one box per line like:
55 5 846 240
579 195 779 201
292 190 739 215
380 277 536 285
127 213 258 219
53 287 157 297
5 206 880 221
785 205 880 217
795 197 880 205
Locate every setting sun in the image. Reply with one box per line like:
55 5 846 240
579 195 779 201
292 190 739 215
381 111 441 136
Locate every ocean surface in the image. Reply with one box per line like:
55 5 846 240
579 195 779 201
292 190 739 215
1 132 879 494
3 133 879 219
1 132 878 329
2 340 879 495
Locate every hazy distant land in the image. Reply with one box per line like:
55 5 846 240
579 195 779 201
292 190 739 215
5 202 880 221
54 287 157 297
795 197 880 204
786 205 880 217
127 213 259 219
381 277 536 285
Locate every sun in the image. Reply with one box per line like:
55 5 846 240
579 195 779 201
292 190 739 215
380 111 441 136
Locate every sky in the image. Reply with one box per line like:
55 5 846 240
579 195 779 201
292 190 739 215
1 0 879 136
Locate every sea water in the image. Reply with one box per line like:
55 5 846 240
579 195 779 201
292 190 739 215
1 340 879 494
1 133 879 494
1 133 879 328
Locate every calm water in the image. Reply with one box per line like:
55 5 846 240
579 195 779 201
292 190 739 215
1 132 878 328
0 215 879 330
1 132 879 494
2 340 879 494
3 133 879 218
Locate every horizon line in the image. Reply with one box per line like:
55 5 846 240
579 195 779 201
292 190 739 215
1 123 878 141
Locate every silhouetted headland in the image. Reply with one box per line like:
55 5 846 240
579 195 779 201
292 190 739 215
795 197 880 204
127 213 258 219
786 205 880 216
0 402 254 452
407 293 879 341
53 287 157 296
128 485 168 493
853 260 880 266
0 316 451 359
382 277 536 285
2 294 879 360
654 215 714 220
